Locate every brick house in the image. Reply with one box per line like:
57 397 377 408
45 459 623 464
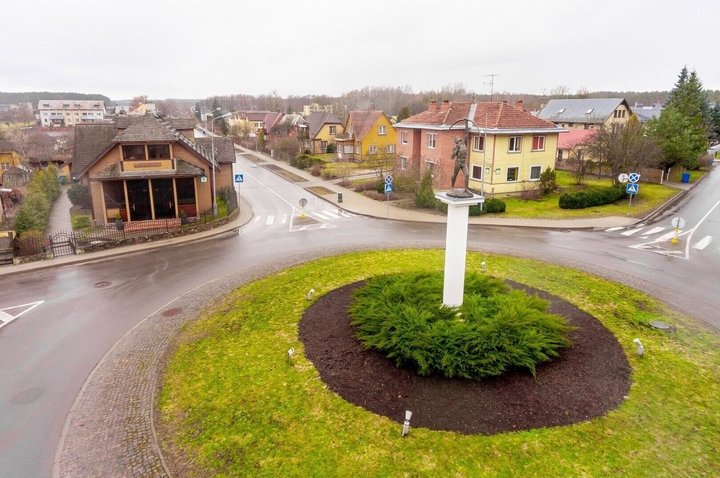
72 114 235 225
395 100 564 195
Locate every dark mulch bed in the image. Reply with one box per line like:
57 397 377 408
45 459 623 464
299 280 631 435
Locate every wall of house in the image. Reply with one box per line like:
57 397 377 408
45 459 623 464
603 104 631 129
359 115 397 160
315 123 343 148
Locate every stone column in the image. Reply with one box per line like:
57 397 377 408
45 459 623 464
434 191 484 307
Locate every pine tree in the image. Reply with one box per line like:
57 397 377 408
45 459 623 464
666 66 711 133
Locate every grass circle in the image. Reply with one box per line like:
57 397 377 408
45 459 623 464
350 272 573 379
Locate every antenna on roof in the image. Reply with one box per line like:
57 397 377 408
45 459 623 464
483 74 499 102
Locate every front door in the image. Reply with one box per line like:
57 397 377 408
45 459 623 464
152 178 174 219
127 179 152 220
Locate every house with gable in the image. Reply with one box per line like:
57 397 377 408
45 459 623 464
334 110 396 161
306 111 343 154
395 100 564 195
72 114 235 225
536 98 632 131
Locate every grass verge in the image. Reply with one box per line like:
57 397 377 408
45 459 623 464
158 250 720 477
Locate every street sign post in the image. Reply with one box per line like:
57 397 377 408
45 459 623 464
618 173 629 183
626 183 639 194
626 173 640 206
671 217 685 245
384 183 393 194
384 176 393 217
234 173 244 183
299 197 307 218
628 172 640 183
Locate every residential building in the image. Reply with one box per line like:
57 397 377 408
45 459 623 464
268 114 308 145
229 110 283 136
556 129 597 166
335 111 396 161
306 112 343 154
395 100 564 195
536 98 632 131
0 141 31 187
72 114 235 225
302 103 334 117
38 100 106 127
631 103 663 123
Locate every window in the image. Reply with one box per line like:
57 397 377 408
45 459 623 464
531 135 545 151
530 165 542 180
585 108 594 115
508 136 521 152
427 133 436 149
329 125 337 135
472 135 484 151
122 144 145 161
343 145 353 154
368 145 378 154
472 165 483 180
378 125 386 135
557 108 566 114
401 131 408 144
400 156 408 170
507 167 519 182
425 160 436 174
386 144 395 154
148 144 170 159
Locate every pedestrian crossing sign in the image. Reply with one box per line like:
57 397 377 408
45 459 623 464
234 174 244 183
626 183 639 194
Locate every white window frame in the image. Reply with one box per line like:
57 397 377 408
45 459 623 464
508 136 521 153
401 131 408 144
386 144 395 154
378 125 386 135
472 135 484 152
506 166 519 182
427 133 436 149
329 125 337 135
368 145 378 154
531 135 545 151
400 156 408 170
471 164 483 180
529 165 542 181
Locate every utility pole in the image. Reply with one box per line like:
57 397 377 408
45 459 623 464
483 74 499 102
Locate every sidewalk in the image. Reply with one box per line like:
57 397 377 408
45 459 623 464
236 146 639 230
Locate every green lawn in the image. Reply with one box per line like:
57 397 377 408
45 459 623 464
158 250 720 478
498 171 679 219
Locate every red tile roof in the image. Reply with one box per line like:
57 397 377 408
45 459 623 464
347 111 386 140
557 129 597 149
398 102 559 131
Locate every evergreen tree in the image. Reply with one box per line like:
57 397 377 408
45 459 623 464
397 106 411 122
648 106 707 170
666 66 711 134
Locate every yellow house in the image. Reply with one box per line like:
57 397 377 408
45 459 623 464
306 112 343 154
537 98 632 131
0 140 22 174
335 111 397 161
394 101 564 195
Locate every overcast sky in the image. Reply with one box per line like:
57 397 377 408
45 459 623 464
1 0 716 101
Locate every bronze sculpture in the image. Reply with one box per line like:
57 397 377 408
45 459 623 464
450 136 470 193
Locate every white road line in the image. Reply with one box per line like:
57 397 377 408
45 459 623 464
266 215 275 225
281 214 288 224
606 226 624 232
0 301 45 329
0 311 12 324
621 227 646 236
644 226 666 236
252 217 260 224
693 235 713 250
321 211 340 219
655 231 678 242
311 211 330 220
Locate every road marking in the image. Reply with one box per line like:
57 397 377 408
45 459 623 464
266 215 275 225
281 214 288 224
0 301 45 329
321 210 340 219
252 217 260 224
311 211 330 220
644 226 665 236
693 235 713 250
621 227 646 236
605 226 624 232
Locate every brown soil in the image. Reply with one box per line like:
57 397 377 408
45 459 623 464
299 280 631 435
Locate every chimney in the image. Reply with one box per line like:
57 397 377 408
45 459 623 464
439 99 451 112
428 100 438 112
501 100 508 105
515 100 524 110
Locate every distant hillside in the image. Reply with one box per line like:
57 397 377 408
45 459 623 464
0 92 112 107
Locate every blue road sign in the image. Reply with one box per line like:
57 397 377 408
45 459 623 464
385 175 393 185
384 183 393 194
628 172 640 183
234 174 244 183
626 183 639 194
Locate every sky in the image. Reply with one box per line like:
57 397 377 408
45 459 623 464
1 0 717 101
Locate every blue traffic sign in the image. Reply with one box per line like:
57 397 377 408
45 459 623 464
384 183 393 194
626 183 639 194
234 174 244 183
385 175 393 185
628 172 640 183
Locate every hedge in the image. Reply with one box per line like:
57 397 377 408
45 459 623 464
559 186 626 209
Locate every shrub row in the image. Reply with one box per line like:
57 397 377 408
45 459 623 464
558 186 626 209
437 197 506 215
290 154 324 170
350 272 573 380
14 165 61 236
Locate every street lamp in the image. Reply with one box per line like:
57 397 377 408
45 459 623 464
209 110 231 217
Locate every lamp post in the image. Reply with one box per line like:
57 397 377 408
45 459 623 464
209 110 231 217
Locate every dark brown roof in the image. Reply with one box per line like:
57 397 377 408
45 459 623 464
112 115 178 142
93 158 204 179
307 112 342 139
168 117 198 130
0 140 16 152
194 137 236 164
72 123 118 177
397 102 559 131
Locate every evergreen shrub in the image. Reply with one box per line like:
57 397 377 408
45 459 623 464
350 272 573 380
559 186 626 209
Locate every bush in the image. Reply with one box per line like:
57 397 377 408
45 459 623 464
326 143 336 153
415 171 437 209
290 154 324 170
354 180 382 192
392 174 418 194
483 197 506 213
310 165 322 176
14 193 51 235
559 186 626 209
15 229 46 256
538 167 557 195
350 272 573 380
67 184 91 209
71 214 92 230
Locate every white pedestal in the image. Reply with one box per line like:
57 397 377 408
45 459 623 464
435 191 485 307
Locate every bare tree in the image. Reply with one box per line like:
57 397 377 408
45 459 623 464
364 152 396 179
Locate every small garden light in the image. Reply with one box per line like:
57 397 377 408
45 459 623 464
481 261 487 273
633 338 644 357
307 288 315 301
401 410 412 438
